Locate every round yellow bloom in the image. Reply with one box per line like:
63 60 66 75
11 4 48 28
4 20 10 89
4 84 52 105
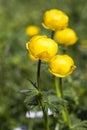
26 35 58 62
54 28 78 46
42 9 69 30
49 55 76 77
26 25 40 36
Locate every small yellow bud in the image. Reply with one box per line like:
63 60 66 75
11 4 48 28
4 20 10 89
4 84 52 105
42 9 69 30
49 55 76 77
54 28 78 46
26 25 40 36
26 35 58 62
79 40 87 54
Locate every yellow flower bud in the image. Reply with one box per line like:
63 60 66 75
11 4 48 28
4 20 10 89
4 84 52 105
49 55 76 77
54 28 78 46
42 9 69 30
26 25 40 36
79 40 87 54
26 35 58 62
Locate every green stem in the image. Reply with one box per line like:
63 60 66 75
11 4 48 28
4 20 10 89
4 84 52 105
51 30 60 130
40 96 50 130
54 76 72 129
51 30 72 129
37 59 50 130
54 76 62 97
37 59 41 90
51 30 55 39
62 45 67 54
55 77 63 98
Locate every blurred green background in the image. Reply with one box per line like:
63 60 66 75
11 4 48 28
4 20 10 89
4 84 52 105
0 0 87 130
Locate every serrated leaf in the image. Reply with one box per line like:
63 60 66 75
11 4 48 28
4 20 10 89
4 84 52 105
25 95 38 105
21 80 40 108
21 80 38 96
72 128 87 130
71 120 87 130
20 89 30 93
42 91 65 115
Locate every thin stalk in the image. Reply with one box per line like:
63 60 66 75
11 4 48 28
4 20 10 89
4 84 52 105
51 30 55 39
54 76 72 129
62 46 67 54
51 30 61 130
40 96 50 130
51 29 72 128
37 59 50 130
54 76 61 97
37 59 41 89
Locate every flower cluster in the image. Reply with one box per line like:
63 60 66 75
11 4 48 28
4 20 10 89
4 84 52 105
26 9 78 77
42 9 78 46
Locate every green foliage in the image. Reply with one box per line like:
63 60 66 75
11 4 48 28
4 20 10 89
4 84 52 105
42 91 65 114
21 81 39 109
0 0 87 130
71 120 87 130
21 80 65 114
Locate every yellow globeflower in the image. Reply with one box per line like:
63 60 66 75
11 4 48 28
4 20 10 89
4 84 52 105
26 25 40 36
42 9 69 30
26 35 58 62
54 28 78 46
49 55 76 77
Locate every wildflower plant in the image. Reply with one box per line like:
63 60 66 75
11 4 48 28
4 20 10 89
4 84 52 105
22 8 87 130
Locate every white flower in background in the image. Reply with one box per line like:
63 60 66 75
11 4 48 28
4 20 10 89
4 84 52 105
14 128 22 130
26 108 52 118
13 126 27 130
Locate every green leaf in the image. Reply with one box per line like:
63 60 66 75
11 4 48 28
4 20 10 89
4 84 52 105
21 80 38 92
71 120 87 130
21 80 39 109
42 91 65 115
